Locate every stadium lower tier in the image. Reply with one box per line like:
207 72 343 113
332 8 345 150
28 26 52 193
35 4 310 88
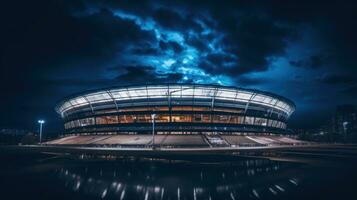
46 134 306 148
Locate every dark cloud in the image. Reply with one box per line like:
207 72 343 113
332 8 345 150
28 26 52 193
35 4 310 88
290 55 328 69
152 8 202 32
113 66 184 84
186 35 210 52
159 41 183 54
183 9 297 77
221 16 293 74
0 1 156 130
129 42 161 55
130 47 160 55
343 86 357 97
235 76 268 86
0 4 156 92
72 8 156 59
320 74 357 85
1 0 357 132
206 53 237 67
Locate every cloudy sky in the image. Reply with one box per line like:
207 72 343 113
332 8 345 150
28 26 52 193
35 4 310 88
1 0 357 133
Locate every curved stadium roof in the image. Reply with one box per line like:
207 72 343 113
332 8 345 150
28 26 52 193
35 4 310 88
56 84 295 117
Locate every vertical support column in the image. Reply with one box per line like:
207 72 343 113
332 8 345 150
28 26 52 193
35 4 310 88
151 114 156 149
82 95 95 134
107 90 119 111
168 85 172 123
243 93 256 125
107 90 119 134
192 84 196 124
82 95 94 113
210 87 218 123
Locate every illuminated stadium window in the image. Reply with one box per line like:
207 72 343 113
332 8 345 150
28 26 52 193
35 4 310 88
201 114 211 122
278 121 284 128
254 117 267 126
64 122 71 129
192 114 210 122
73 120 80 127
275 121 280 128
117 115 131 123
120 107 148 112
271 120 278 128
69 122 74 128
94 109 118 115
228 116 236 123
212 115 230 123
172 106 191 111
171 106 209 111
135 114 152 123
156 107 170 111
193 106 211 111
245 117 254 125
237 116 244 124
79 118 94 126
96 116 118 124
171 114 191 122
120 106 169 112
193 114 202 122
282 123 287 129
214 107 244 113
156 114 170 122
277 121 283 128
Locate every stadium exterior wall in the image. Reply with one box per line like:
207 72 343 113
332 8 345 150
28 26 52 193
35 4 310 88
55 84 295 135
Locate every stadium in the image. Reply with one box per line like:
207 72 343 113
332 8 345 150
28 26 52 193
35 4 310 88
47 84 305 148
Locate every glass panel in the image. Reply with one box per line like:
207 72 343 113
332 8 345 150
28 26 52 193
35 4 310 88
110 89 129 99
128 89 147 98
79 118 94 126
118 115 135 123
236 92 252 101
252 94 266 102
85 92 111 103
212 115 230 123
216 90 237 100
96 116 118 124
254 117 267 126
59 85 294 117
181 88 195 96
271 120 278 128
245 116 254 125
171 114 191 122
135 114 152 122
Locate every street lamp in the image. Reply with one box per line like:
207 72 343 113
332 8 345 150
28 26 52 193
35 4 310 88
38 119 45 144
151 114 156 149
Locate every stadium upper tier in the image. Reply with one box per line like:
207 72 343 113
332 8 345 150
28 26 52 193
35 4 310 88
56 84 294 116
55 84 295 134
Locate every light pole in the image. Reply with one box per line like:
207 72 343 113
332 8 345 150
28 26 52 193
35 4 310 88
38 120 45 144
167 87 192 123
151 114 156 149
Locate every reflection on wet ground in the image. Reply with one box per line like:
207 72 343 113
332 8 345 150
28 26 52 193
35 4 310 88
57 159 300 200
0 151 357 200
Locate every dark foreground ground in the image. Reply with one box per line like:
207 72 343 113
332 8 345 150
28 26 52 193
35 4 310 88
1 145 357 200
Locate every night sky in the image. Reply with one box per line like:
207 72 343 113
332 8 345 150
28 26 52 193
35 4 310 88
1 0 357 134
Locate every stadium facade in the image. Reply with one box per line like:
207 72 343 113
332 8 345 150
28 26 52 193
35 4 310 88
55 84 295 137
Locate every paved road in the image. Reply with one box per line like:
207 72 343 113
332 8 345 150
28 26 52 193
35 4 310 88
2 144 357 164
